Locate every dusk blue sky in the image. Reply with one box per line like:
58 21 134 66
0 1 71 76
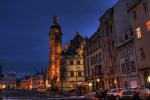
0 0 118 77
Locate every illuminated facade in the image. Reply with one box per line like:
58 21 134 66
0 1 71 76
60 32 85 91
49 16 62 86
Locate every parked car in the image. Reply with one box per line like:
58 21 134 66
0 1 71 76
125 87 140 93
107 88 124 97
141 88 150 96
120 90 140 100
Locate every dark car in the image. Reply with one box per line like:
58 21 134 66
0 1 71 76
120 90 141 100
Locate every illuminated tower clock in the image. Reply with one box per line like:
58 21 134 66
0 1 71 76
49 16 62 86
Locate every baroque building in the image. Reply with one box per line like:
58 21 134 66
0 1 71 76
60 32 85 92
48 16 63 87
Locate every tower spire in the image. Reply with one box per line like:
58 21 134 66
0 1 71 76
53 16 58 24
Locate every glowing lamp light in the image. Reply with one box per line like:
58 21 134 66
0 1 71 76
29 85 32 89
70 84 73 88
147 76 150 83
146 20 150 31
88 82 92 86
96 78 100 82
136 27 142 39
114 79 117 84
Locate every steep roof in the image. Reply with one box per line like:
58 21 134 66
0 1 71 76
62 33 84 56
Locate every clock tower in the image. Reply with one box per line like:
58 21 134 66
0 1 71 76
49 16 62 87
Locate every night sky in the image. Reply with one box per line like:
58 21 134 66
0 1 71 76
0 0 117 77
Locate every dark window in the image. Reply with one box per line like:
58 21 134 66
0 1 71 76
133 11 137 20
70 71 74 77
62 60 66 65
121 64 126 74
78 71 82 77
110 24 113 34
131 61 136 72
143 2 148 13
88 68 90 76
99 53 101 62
96 54 98 63
126 60 130 73
139 48 146 60
92 69 95 76
70 61 74 65
77 60 80 65
98 66 102 74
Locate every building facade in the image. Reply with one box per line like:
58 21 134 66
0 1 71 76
98 8 119 89
32 73 44 91
6 72 16 89
128 0 150 85
84 0 141 90
20 75 32 90
84 32 103 91
113 0 140 88
60 33 85 92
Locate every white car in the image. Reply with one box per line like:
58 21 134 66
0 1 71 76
107 88 124 97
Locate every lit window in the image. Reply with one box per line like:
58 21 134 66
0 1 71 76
136 27 142 39
146 20 150 31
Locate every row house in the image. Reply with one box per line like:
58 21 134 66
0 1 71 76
84 0 143 90
98 8 119 89
114 0 141 88
128 0 150 86
84 32 103 91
